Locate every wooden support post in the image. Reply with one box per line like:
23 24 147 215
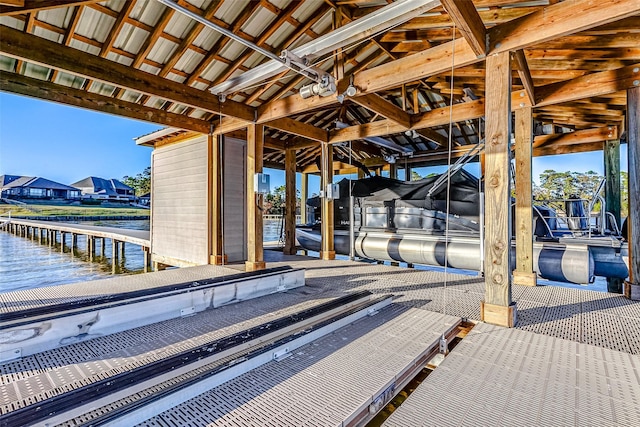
209 134 227 265
301 172 308 224
481 51 517 327
284 148 297 255
89 236 95 261
605 137 623 293
513 107 537 287
320 143 335 260
60 232 65 253
625 86 640 300
143 248 149 273
120 241 125 259
389 162 397 180
71 233 77 250
100 237 105 257
604 138 621 230
112 239 118 274
246 124 266 271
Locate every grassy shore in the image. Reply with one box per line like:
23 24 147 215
0 203 149 218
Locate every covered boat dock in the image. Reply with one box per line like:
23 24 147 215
1 0 640 425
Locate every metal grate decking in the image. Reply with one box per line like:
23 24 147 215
0 287 346 415
136 306 460 427
3 252 640 425
265 252 640 354
383 322 640 427
0 264 242 315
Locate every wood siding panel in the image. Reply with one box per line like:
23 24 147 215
223 137 247 262
151 137 209 266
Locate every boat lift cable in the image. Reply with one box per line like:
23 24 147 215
440 20 457 353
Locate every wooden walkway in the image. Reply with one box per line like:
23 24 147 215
4 218 149 247
4 218 150 273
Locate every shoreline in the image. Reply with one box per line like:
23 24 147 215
9 215 150 221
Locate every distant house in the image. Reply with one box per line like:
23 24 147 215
71 177 136 202
0 175 81 200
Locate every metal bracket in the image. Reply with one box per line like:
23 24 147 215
280 49 333 84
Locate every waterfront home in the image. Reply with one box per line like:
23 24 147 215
71 176 135 202
0 175 81 200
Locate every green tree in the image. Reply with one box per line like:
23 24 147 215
533 169 602 201
411 171 423 181
122 166 151 196
621 171 628 218
264 185 286 215
263 185 301 215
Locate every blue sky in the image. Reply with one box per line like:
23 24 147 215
0 93 626 190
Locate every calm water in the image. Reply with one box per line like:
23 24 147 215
0 219 284 293
0 218 608 294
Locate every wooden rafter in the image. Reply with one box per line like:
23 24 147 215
512 49 535 105
534 62 640 107
0 71 211 133
533 126 618 149
0 0 100 15
0 25 255 122
350 94 411 129
265 118 328 142
440 0 486 57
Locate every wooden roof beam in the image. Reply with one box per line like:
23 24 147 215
0 25 255 122
265 118 328 142
512 49 535 105
260 0 638 123
533 126 618 148
440 0 486 58
329 99 485 144
0 71 211 133
0 0 101 16
350 93 411 128
534 62 640 107
415 128 449 147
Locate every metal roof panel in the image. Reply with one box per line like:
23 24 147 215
174 49 205 74
291 0 320 23
219 40 247 62
214 0 250 23
32 26 62 43
0 16 25 30
147 38 178 65
166 72 186 83
106 51 135 66
0 56 16 72
193 26 222 50
22 63 50 81
200 60 227 82
74 6 114 44
52 72 85 89
68 38 101 55
164 10 196 39
37 6 72 29
241 7 276 38
266 21 295 48
132 0 166 26
114 24 148 54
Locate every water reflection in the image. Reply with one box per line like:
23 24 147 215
0 219 284 293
